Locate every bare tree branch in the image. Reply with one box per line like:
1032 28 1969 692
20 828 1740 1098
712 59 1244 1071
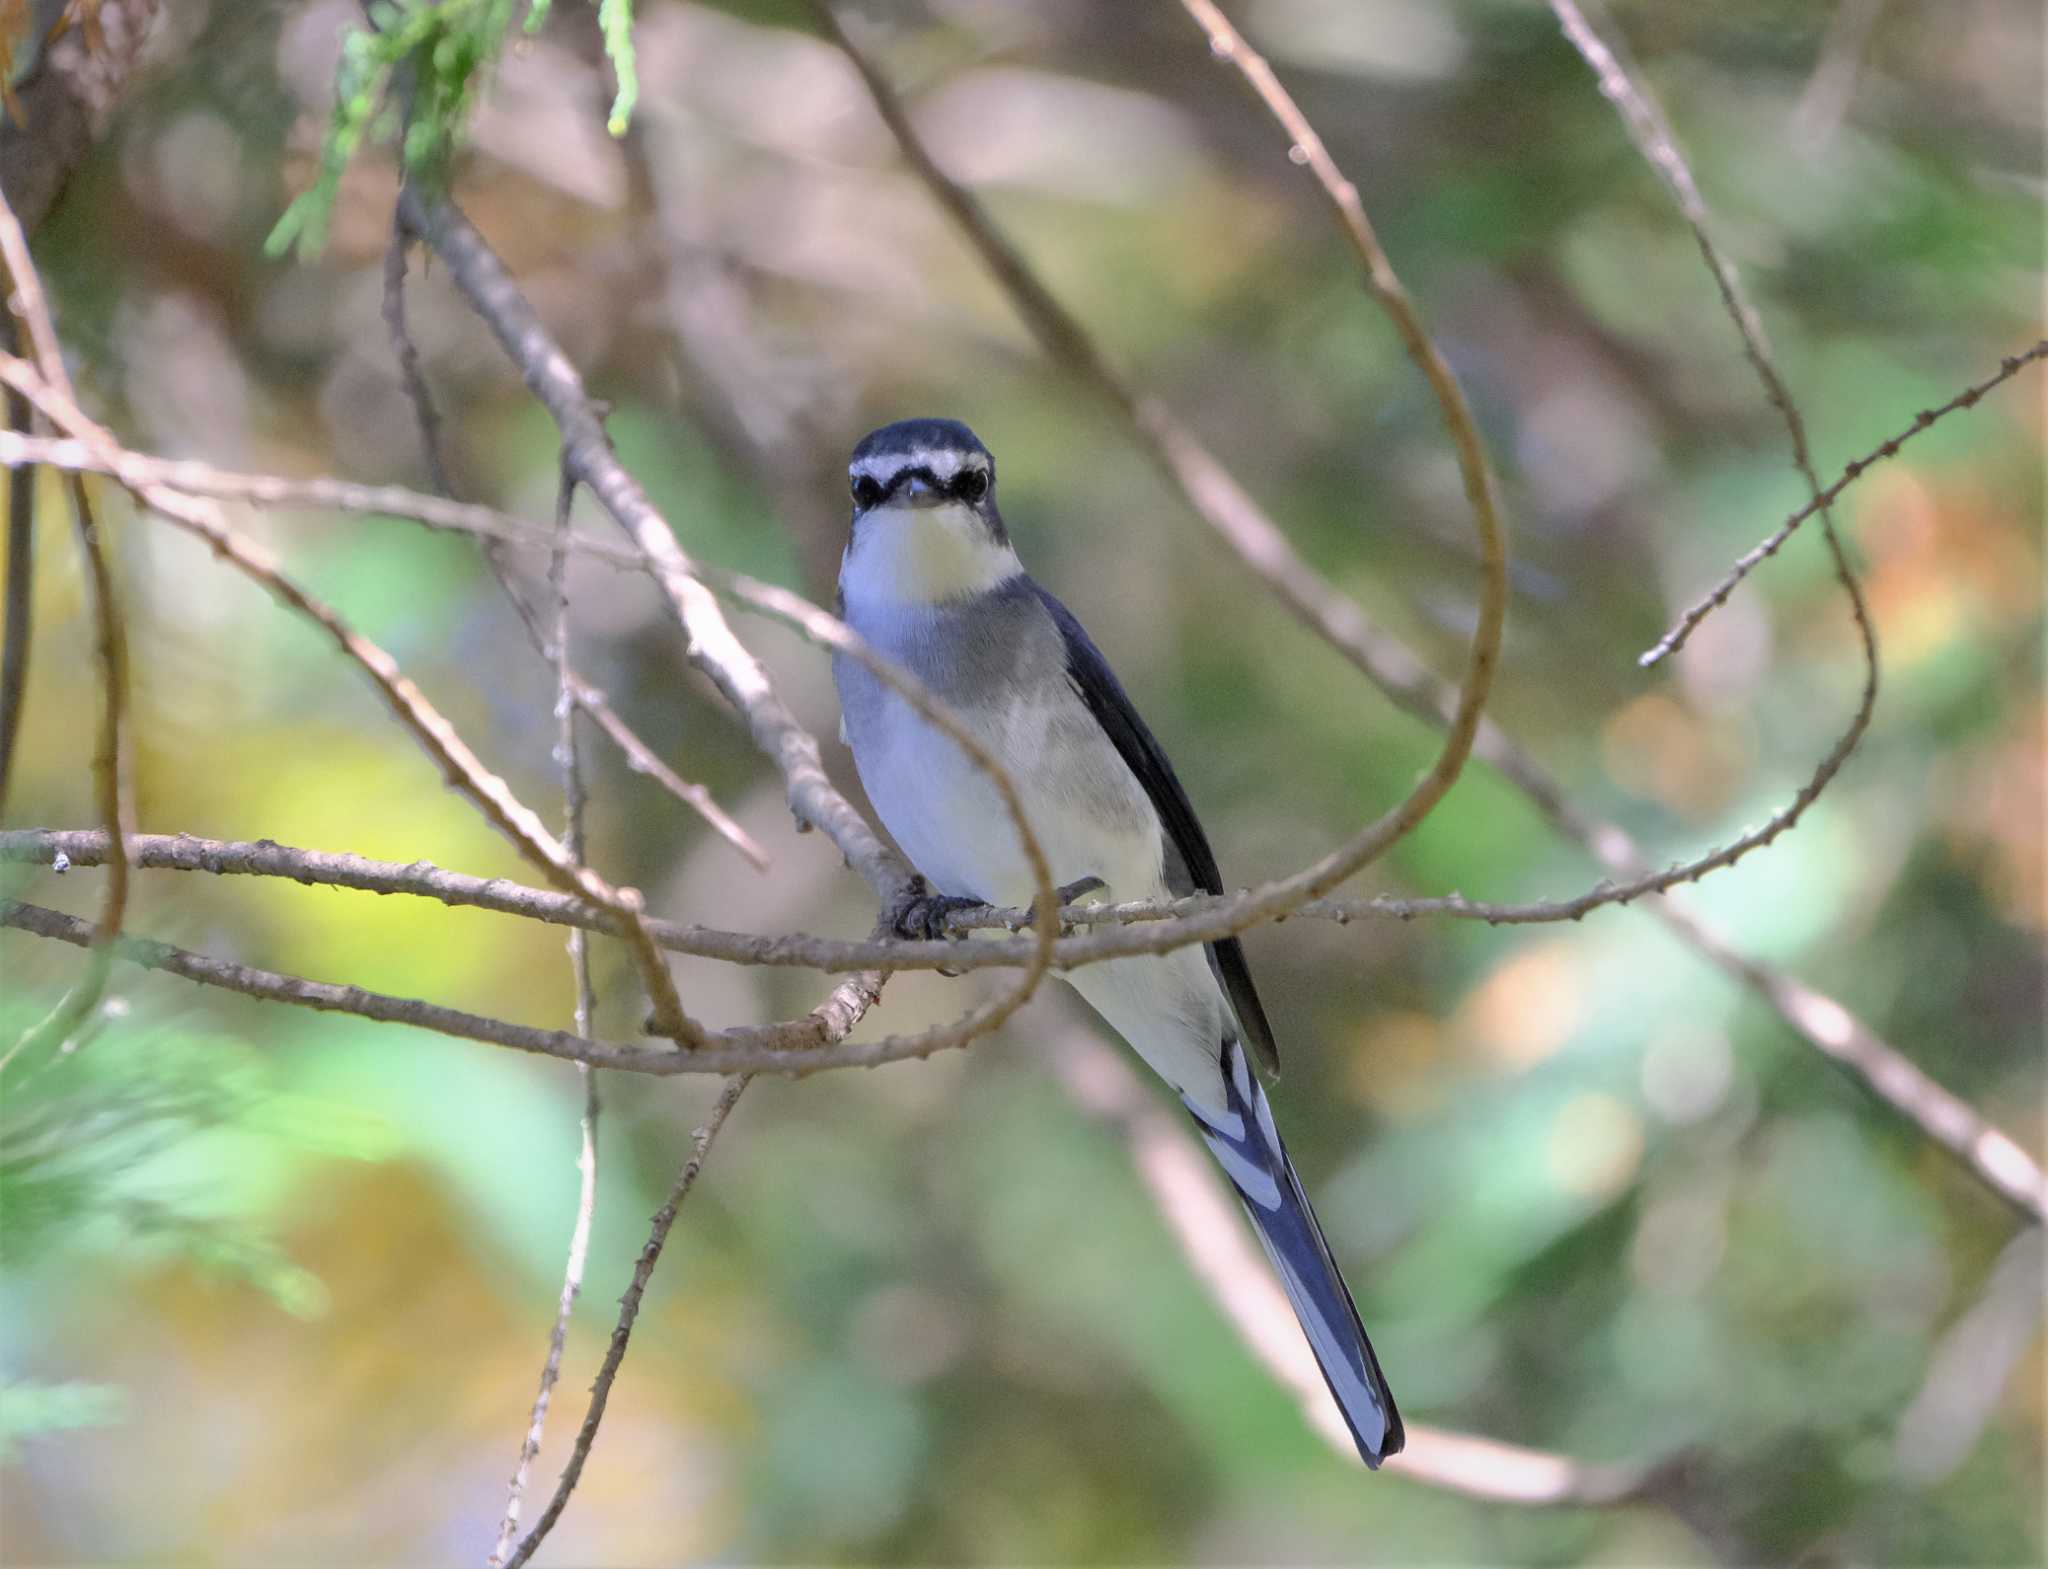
1546 3 1882 914
382 225 458 498
1648 901 2045 1223
1642 340 2048 666
500 1073 751 1569
488 467 605 1567
0 427 772 867
12 824 2037 1221
2 480 130 1069
0 352 709 1047
0 320 31 816
378 217 770 877
0 896 887 1073
395 188 906 901
0 185 131 1068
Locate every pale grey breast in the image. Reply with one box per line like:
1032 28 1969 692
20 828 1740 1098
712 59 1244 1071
834 577 1162 906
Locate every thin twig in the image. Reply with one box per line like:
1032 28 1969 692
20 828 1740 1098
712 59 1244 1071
0 429 771 868
1641 340 2048 666
15 825 2036 1221
382 225 456 497
396 187 905 901
488 467 604 1567
1 478 131 1069
379 220 768 876
1549 0 1879 729
0 897 884 1073
0 352 708 1047
371 225 691 1045
0 318 32 817
499 1074 751 1569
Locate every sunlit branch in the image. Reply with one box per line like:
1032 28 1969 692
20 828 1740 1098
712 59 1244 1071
0 320 32 819
500 1074 752 1569
1640 340 2048 667
0 353 708 1048
0 187 133 1070
488 467 606 1568
395 187 906 901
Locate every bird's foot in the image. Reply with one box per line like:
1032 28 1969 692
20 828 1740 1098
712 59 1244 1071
890 876 986 941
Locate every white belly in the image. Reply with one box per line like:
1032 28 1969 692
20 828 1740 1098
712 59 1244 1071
850 687 1227 1111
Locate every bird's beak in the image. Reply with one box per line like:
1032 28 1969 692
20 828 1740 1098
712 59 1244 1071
901 474 947 510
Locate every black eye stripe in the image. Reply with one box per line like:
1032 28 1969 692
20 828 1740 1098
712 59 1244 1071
850 462 991 506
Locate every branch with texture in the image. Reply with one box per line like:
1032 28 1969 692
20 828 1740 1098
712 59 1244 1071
1546 0 1882 953
0 188 132 1067
0 352 706 1048
1642 340 2048 667
395 187 904 902
488 469 606 1568
499 1074 751 1569
0 427 767 867
14 825 2037 1221
2 896 897 1074
378 223 768 877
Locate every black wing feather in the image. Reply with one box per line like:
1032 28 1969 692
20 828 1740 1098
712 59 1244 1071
1032 585 1281 1074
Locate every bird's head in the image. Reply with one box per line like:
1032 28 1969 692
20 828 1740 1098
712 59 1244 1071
840 418 1021 607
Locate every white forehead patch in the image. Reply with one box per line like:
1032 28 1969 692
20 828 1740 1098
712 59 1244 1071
850 446 990 486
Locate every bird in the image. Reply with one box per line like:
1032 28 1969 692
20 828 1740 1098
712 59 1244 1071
830 416 1403 1468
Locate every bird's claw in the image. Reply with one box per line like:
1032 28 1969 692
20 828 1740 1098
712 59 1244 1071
891 873 1108 943
890 876 985 941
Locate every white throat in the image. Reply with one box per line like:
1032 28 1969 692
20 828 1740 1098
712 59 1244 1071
839 502 1023 611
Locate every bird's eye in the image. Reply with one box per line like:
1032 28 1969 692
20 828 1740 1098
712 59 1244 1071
954 469 988 503
851 474 883 509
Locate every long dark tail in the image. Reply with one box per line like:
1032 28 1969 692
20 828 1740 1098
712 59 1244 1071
1186 1039 1404 1468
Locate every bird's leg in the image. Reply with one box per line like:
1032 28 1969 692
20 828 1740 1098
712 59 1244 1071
889 875 987 941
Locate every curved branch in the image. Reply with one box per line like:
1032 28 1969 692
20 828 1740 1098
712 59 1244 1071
500 1074 751 1569
1642 340 2048 666
395 188 904 900
0 355 707 1047
12 839 2038 1219
0 189 132 1067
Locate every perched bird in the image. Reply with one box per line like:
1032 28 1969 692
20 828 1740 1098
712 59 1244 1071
831 417 1403 1468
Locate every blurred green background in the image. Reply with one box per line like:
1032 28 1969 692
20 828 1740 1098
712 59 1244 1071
2 0 2041 1562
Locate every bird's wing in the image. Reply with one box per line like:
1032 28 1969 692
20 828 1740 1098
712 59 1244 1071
1031 584 1281 1074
